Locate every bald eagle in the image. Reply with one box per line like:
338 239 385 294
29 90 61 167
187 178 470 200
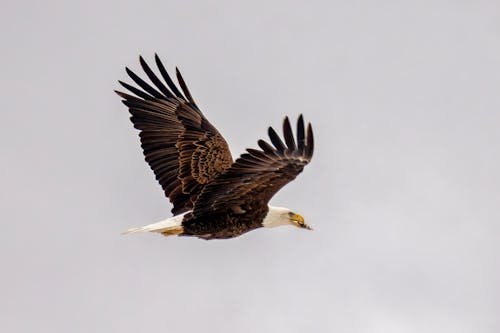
116 55 314 240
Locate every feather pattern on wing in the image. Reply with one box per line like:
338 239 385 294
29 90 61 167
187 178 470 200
115 55 233 214
191 115 314 219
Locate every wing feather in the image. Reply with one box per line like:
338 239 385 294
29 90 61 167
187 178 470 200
282 117 296 151
296 114 305 153
305 123 314 159
268 126 286 153
176 67 197 106
118 81 151 100
257 139 280 157
155 53 186 100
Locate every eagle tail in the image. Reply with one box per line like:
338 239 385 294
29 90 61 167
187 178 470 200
122 212 188 237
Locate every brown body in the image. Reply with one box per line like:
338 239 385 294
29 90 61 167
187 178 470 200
181 204 269 239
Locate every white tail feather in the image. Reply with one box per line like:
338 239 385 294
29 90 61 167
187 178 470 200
123 212 189 236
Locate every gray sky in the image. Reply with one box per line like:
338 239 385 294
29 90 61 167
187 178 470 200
1 1 499 332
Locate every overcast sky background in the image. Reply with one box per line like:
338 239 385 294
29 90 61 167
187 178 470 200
1 1 499 332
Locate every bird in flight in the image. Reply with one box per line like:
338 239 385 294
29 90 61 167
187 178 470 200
116 55 314 240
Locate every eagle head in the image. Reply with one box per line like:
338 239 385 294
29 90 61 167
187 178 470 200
262 206 313 231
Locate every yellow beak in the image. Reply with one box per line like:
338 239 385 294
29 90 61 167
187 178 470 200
290 213 313 230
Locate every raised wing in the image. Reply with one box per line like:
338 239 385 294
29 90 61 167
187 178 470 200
191 115 314 218
116 55 233 214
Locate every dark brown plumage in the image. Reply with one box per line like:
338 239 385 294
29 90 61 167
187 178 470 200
117 55 314 239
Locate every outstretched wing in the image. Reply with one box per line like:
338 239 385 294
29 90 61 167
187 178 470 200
191 115 314 218
116 55 233 214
